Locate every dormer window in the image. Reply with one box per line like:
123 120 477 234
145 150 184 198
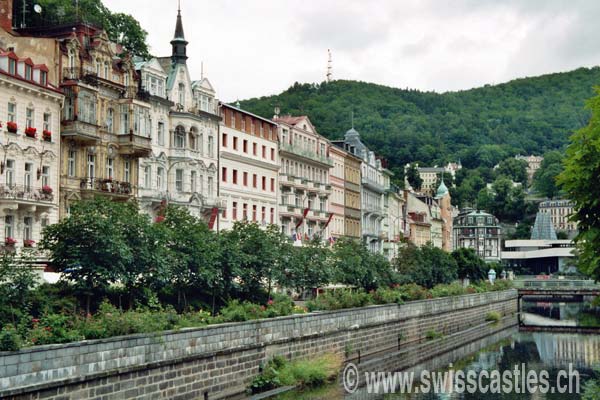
25 65 32 80
8 59 16 74
40 71 47 86
178 83 185 106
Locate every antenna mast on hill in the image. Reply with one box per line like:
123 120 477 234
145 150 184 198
326 49 333 83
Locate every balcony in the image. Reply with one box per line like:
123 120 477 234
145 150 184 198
121 86 151 102
117 133 152 157
62 67 98 87
363 203 385 216
202 196 226 211
0 185 55 211
61 120 100 143
80 178 133 199
362 176 386 193
280 142 333 167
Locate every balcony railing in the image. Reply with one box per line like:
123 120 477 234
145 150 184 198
280 142 333 166
80 178 132 196
62 67 98 86
61 119 100 143
117 133 152 157
0 185 54 203
121 86 151 102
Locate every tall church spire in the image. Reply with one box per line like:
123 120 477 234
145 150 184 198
171 1 188 64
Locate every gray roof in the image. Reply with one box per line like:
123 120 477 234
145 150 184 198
531 212 557 240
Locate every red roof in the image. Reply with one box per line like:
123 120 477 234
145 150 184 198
18 57 34 65
275 116 307 126
34 64 49 72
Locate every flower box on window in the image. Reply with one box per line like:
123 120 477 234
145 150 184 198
42 130 52 141
42 185 53 195
7 122 17 134
25 127 37 138
5 237 17 246
23 239 35 248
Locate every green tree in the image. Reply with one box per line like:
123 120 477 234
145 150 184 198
394 243 457 288
452 248 487 281
559 89 600 280
331 238 393 290
534 151 564 199
0 250 37 326
496 158 528 183
17 0 150 58
41 198 139 313
406 163 423 191
277 238 331 299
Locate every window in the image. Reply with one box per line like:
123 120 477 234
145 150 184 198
24 163 32 190
252 174 257 188
191 171 197 192
178 83 185 106
174 126 185 148
7 102 16 122
320 197 326 211
222 133 228 147
68 150 76 177
233 137 238 150
144 166 151 188
157 122 165 145
232 169 238 184
270 178 275 192
230 111 236 127
207 135 214 157
261 206 266 223
87 155 95 179
175 169 183 192
262 176 266 191
252 205 257 221
262 145 266 158
8 58 16 74
106 158 114 179
78 92 97 125
189 133 197 150
222 167 227 182
253 143 257 156
25 65 32 80
4 216 13 240
243 172 248 186
124 161 130 183
207 176 214 197
157 167 164 190
26 108 34 129
242 203 248 220
232 202 238 220
41 166 49 187
271 148 275 161
40 71 47 86
241 117 245 131
198 132 204 155
243 140 248 153
320 143 326 156
23 217 32 241
104 61 109 79
43 113 51 132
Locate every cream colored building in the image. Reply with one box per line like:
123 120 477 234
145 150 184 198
0 46 62 250
329 145 346 239
276 115 332 241
539 199 577 234
219 103 279 230
516 154 543 183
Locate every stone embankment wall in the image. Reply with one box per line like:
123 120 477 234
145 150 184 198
0 289 518 400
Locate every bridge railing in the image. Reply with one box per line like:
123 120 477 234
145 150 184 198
513 279 599 290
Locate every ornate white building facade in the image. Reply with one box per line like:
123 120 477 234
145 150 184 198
137 7 222 225
0 47 62 250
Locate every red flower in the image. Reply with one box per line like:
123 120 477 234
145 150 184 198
31 318 40 324
5 237 17 246
23 239 35 247
155 215 165 223
267 299 274 306
25 127 37 138
6 121 17 133
42 185 53 194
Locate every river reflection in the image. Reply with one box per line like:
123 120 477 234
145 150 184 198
274 329 600 399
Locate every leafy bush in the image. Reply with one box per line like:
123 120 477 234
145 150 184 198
306 290 372 312
372 288 405 305
425 329 444 340
249 354 341 394
429 283 467 298
27 314 83 345
0 324 22 351
485 311 502 322
395 283 431 301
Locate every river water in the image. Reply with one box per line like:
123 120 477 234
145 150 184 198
273 299 600 400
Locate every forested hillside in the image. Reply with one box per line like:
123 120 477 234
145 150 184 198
239 67 600 179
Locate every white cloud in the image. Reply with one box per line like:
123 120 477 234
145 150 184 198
103 0 600 101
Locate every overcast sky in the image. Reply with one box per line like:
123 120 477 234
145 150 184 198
104 0 600 102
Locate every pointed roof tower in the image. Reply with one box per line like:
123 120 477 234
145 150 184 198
171 1 188 65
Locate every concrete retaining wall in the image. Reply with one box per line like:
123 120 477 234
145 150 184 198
0 289 518 400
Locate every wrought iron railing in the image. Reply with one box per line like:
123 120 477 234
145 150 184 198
80 178 132 195
0 185 54 202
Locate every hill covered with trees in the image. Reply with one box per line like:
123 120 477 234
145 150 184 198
239 67 600 181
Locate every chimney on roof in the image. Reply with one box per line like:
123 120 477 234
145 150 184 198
0 0 13 32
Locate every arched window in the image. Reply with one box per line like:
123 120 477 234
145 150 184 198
174 126 185 148
104 61 109 79
189 130 197 150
